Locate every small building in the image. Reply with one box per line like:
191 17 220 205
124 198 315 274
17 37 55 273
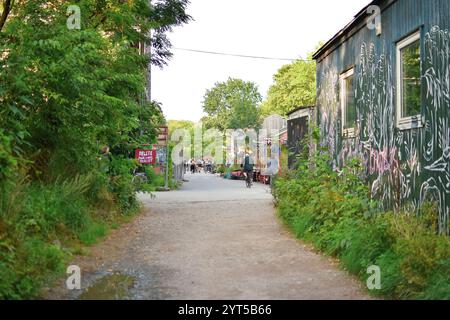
312 0 449 234
286 106 315 169
256 115 288 183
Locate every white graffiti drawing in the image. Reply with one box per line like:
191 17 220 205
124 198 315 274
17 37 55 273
425 147 450 189
421 26 450 234
316 25 449 234
317 65 340 169
356 43 399 209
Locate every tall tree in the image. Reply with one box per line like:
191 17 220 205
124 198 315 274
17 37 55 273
168 119 194 133
261 51 317 117
0 0 12 32
0 0 192 300
202 78 262 131
0 0 190 179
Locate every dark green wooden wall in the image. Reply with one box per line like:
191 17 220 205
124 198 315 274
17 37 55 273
315 0 449 234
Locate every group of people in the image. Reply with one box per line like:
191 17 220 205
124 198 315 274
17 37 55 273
186 158 214 174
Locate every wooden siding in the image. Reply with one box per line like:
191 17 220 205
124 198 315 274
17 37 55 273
314 0 449 234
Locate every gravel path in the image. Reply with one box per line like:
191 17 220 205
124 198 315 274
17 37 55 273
45 173 370 300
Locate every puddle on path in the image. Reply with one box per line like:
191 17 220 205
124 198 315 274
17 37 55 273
79 273 135 300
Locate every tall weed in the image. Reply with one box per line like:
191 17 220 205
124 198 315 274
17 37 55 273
274 137 450 299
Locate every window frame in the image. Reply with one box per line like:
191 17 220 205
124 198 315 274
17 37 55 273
396 30 423 130
340 67 356 138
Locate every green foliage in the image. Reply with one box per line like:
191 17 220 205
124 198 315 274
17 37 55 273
261 48 318 116
0 130 18 182
109 156 140 214
216 165 226 174
15 238 66 295
19 183 90 238
0 237 66 299
146 166 166 188
0 178 112 299
273 134 450 300
78 221 107 245
0 0 191 299
168 120 195 134
202 78 262 131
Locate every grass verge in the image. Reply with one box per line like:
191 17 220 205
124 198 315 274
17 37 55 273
273 151 450 300
0 173 142 299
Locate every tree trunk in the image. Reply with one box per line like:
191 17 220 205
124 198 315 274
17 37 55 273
0 0 12 32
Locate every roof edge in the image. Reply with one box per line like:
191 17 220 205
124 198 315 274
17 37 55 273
286 106 315 116
312 0 396 62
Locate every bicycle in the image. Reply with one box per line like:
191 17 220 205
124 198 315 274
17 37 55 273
132 168 148 191
244 170 253 188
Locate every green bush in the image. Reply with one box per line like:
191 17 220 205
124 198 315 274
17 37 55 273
0 0 191 300
273 138 450 300
216 166 226 174
145 166 166 189
109 156 141 214
0 155 165 299
17 183 91 239
0 130 18 182
78 221 107 245
0 172 141 299
0 238 66 299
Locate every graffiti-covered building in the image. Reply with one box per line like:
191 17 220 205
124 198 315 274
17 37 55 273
287 106 315 169
312 0 449 234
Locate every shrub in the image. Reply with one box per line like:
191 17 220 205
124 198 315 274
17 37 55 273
16 183 90 239
273 137 450 300
145 166 166 189
78 221 107 245
109 156 140 215
0 171 140 299
216 166 226 174
0 238 66 299
0 0 190 300
0 130 18 182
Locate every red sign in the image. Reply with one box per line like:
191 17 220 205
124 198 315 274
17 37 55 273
135 149 156 165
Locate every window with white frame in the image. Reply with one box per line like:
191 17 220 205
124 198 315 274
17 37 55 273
396 30 422 129
340 68 356 138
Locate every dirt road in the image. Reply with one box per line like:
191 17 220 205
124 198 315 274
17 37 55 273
45 173 370 300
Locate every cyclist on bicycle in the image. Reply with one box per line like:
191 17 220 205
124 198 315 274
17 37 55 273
243 151 254 187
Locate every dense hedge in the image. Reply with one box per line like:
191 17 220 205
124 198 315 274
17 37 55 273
0 0 190 299
273 143 450 300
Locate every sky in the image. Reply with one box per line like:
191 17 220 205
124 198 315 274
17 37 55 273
152 0 371 122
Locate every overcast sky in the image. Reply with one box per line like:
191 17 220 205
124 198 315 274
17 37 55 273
152 0 371 122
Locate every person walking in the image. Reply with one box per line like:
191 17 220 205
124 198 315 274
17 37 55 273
190 158 196 174
206 159 212 173
196 158 203 173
